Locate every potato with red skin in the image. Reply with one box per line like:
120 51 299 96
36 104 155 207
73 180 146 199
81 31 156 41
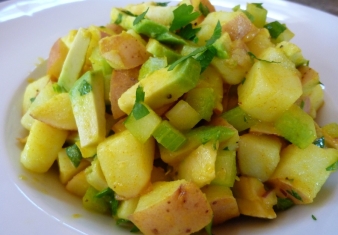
129 180 213 235
47 38 68 81
110 67 140 119
99 31 150 70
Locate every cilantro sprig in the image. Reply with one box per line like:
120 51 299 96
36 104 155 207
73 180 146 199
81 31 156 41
130 86 150 120
66 144 83 168
168 21 221 71
170 4 200 32
133 8 149 25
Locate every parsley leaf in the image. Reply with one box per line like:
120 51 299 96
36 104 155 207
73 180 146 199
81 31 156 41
78 80 92 96
170 4 200 32
177 23 201 40
130 86 150 120
168 21 221 71
326 161 338 171
156 2 170 6
312 215 317 221
121 10 137 16
199 2 210 16
287 189 303 201
96 187 119 216
248 52 280 63
264 21 287 39
274 197 294 211
196 45 217 73
66 144 83 168
205 21 222 46
313 136 325 148
133 8 149 25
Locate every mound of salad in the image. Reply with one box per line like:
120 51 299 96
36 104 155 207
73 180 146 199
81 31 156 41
19 0 338 234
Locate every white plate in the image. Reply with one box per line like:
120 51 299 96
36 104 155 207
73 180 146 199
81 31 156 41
1 0 338 234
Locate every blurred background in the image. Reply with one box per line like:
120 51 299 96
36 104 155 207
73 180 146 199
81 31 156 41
0 0 337 16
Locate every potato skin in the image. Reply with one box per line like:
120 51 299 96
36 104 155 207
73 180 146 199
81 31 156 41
129 180 213 235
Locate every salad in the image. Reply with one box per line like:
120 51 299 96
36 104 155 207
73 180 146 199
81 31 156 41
19 0 338 234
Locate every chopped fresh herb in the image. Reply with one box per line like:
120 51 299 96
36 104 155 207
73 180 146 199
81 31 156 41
300 100 305 109
253 3 264 9
241 77 246 85
177 23 201 40
132 102 150 120
130 225 140 233
130 86 150 120
135 85 145 102
66 144 82 168
96 187 119 216
170 4 200 32
205 21 222 46
287 189 303 201
312 214 317 221
223 146 229 151
313 136 325 148
156 2 170 6
30 97 36 103
53 83 65 93
199 2 210 16
168 21 221 71
115 13 123 24
248 51 280 63
121 10 137 16
78 80 92 96
264 21 287 39
205 219 214 235
195 45 217 73
274 197 294 211
326 161 338 171
133 8 149 25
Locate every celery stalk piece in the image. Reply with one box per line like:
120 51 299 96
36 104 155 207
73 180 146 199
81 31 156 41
222 106 258 132
211 150 237 187
153 120 187 152
274 104 316 149
124 102 162 143
58 28 91 91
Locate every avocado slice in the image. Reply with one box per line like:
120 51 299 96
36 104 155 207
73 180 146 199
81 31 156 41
69 70 106 148
118 57 201 115
58 28 91 91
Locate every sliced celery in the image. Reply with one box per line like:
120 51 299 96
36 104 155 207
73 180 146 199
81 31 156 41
222 106 257 132
211 150 237 187
153 120 187 152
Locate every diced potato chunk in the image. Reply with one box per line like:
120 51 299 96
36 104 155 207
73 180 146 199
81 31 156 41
129 180 213 235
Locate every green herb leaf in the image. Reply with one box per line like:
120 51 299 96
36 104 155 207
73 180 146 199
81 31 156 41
133 8 149 25
170 4 200 32
121 10 137 17
66 144 82 168
205 219 214 235
253 3 264 9
168 46 206 71
130 226 140 233
132 102 150 120
156 2 170 6
264 21 287 39
326 161 338 171
135 86 145 102
115 13 123 24
248 51 280 63
177 23 201 40
196 45 217 73
313 136 325 148
312 214 317 221
274 197 294 211
30 97 36 103
287 189 303 201
199 2 210 16
205 21 222 46
96 187 119 216
78 80 92 96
